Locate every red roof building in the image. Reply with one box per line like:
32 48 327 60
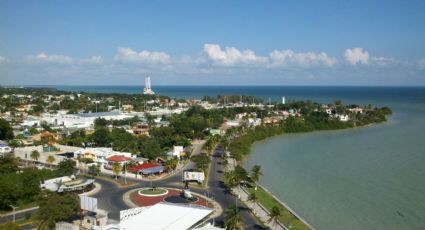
106 155 132 162
129 163 161 173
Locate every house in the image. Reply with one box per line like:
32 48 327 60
0 144 12 155
167 146 185 158
122 104 134 112
248 118 262 127
128 163 164 175
104 154 132 170
133 122 149 136
74 147 115 167
337 114 349 122
349 107 364 114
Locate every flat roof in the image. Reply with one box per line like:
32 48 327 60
76 111 121 118
120 202 213 230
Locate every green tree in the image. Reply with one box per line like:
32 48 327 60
46 155 55 168
0 155 19 174
94 117 109 128
164 156 179 172
224 205 243 230
223 170 238 191
36 191 79 230
268 206 281 228
92 128 111 147
234 165 248 185
0 118 14 140
191 154 210 173
30 150 40 168
250 165 262 190
57 159 76 176
88 164 100 176
112 162 122 180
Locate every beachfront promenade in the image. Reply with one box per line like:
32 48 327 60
227 158 287 230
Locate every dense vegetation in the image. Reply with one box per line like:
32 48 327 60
0 156 76 211
228 104 392 161
0 86 172 114
0 118 14 140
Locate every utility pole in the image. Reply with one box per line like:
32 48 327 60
124 163 127 185
10 205 18 223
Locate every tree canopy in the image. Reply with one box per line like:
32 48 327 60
0 118 13 140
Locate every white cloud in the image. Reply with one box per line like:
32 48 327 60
0 56 7 64
203 44 267 66
344 48 369 65
80 56 103 64
27 52 73 64
370 56 396 66
114 47 170 64
417 59 425 69
269 50 337 67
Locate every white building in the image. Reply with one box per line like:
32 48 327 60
167 146 184 158
337 114 350 122
42 111 134 129
143 76 155 95
92 202 214 230
0 144 12 155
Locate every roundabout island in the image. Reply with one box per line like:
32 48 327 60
130 187 213 208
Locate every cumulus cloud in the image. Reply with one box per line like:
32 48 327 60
114 47 170 64
370 56 396 66
27 52 73 64
344 48 369 65
203 44 267 66
269 50 337 67
416 59 425 69
80 56 103 64
0 56 7 64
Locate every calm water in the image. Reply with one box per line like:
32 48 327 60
52 85 425 229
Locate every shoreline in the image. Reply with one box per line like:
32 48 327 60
256 184 315 229
238 118 391 229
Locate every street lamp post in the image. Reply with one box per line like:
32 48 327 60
124 163 127 185
10 205 18 223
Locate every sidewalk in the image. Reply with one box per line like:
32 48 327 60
227 158 287 230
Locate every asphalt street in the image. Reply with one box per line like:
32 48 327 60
93 144 265 229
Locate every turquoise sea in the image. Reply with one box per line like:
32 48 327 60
53 85 425 229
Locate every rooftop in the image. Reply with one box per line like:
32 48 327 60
119 202 213 230
76 111 121 118
106 155 132 162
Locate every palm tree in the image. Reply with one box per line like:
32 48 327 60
30 150 40 168
223 170 238 192
248 192 258 215
224 205 243 230
112 162 122 180
268 206 281 228
46 155 55 168
250 165 262 190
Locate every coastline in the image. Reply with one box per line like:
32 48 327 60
237 117 391 229
256 183 315 229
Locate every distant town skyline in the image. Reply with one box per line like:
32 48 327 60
1 0 425 86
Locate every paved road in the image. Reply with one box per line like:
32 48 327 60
208 146 265 229
3 140 264 229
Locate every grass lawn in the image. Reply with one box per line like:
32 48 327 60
139 188 168 195
245 186 310 230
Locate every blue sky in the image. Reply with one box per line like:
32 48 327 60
0 0 424 86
